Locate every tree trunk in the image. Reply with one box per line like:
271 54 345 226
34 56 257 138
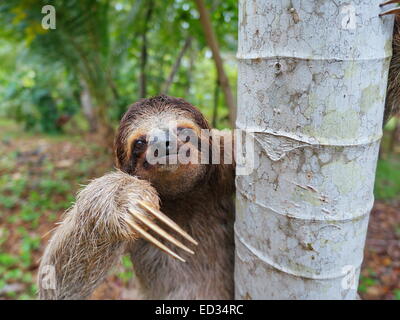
185 47 195 98
235 0 394 299
194 0 236 127
212 78 220 128
82 76 115 148
80 79 98 133
162 36 192 94
139 0 154 99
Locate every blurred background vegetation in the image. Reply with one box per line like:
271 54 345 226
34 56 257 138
0 0 399 300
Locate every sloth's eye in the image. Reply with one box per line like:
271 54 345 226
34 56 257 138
178 128 194 142
134 139 146 151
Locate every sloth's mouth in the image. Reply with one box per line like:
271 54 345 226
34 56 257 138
144 148 195 168
143 156 179 173
158 153 192 163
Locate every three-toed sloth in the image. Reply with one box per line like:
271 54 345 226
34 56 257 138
38 95 235 299
38 4 400 300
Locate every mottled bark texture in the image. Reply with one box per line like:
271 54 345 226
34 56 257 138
235 1 394 299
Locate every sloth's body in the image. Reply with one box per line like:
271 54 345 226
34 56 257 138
130 181 234 299
38 95 235 300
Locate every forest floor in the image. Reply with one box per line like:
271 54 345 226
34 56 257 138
0 120 399 300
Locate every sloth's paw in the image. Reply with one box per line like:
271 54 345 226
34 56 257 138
122 197 198 262
77 171 198 262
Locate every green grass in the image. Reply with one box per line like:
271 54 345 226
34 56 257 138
358 274 378 294
0 159 74 298
0 120 130 299
0 116 95 147
394 289 400 300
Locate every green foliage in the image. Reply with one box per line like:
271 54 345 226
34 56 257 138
0 0 237 131
374 155 400 200
0 41 80 132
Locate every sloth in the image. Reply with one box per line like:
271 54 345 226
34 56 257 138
38 95 235 300
38 4 400 300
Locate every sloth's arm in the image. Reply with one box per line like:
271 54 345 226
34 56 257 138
38 170 196 300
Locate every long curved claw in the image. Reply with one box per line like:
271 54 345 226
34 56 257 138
380 8 400 16
128 208 195 255
138 200 198 246
380 1 400 16
380 0 400 6
126 218 186 262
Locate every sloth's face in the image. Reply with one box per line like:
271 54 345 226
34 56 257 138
123 111 209 198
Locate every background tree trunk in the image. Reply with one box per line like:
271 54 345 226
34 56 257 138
235 0 394 299
212 78 220 128
185 47 195 99
194 0 236 127
139 0 155 99
162 36 192 94
80 79 98 133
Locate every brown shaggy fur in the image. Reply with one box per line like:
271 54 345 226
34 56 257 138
38 95 235 300
386 16 400 124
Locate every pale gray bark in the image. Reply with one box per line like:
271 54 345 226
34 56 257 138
235 0 394 299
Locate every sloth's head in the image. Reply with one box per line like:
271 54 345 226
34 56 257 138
115 95 211 198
